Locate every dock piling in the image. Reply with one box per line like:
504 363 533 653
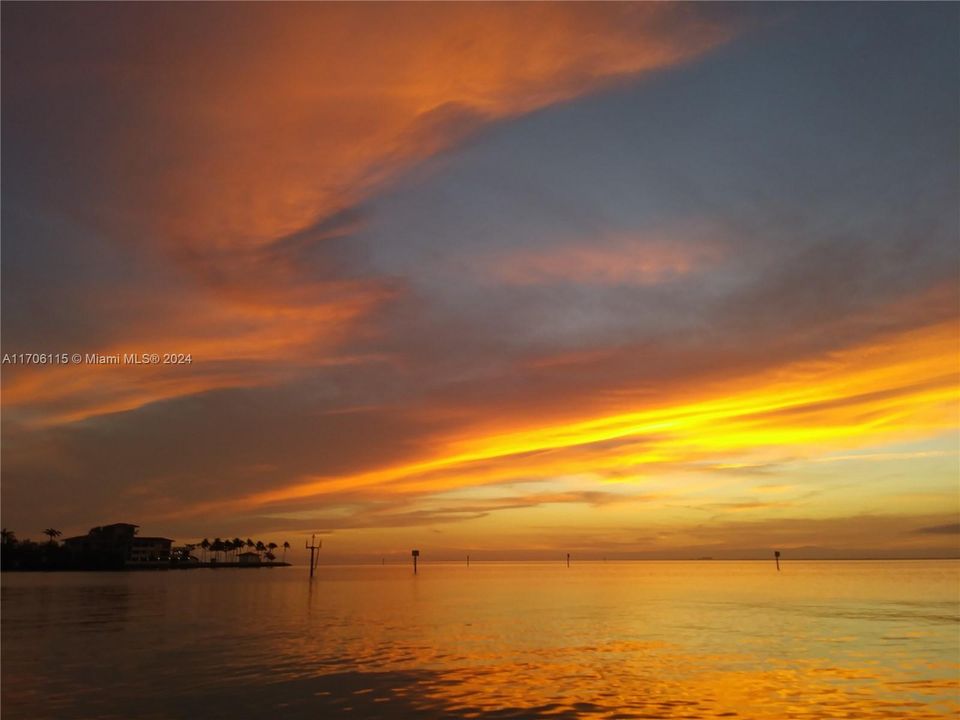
306 535 322 578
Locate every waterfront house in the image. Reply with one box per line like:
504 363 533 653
63 523 172 568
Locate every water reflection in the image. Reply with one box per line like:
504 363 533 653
2 561 958 719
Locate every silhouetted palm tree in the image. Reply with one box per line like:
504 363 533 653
1 528 16 545
267 542 278 558
212 538 224 562
255 540 266 557
200 538 210 562
43 528 62 544
232 538 243 562
282 541 290 561
264 551 276 562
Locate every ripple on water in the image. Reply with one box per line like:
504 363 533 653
1 562 958 719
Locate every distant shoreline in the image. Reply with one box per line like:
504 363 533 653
1 561 293 572
170 561 292 570
4 558 958 572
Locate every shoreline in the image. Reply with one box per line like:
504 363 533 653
1 561 293 572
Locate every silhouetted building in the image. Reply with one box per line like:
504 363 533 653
237 551 261 565
63 523 172 568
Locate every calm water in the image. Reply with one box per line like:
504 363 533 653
2 561 958 719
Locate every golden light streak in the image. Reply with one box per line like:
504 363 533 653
177 320 957 518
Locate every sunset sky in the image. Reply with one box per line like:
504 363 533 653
2 3 957 561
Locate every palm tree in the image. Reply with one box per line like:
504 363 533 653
232 538 243 562
1 528 17 545
211 538 224 562
200 538 210 563
255 540 266 558
264 551 276 562
282 541 290 562
42 528 62 544
267 542 278 558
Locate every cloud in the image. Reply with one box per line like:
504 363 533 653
149 319 957 523
475 233 726 287
681 513 960 554
1 3 734 428
912 523 960 536
236 490 655 533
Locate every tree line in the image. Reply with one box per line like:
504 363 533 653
186 537 291 563
1 528 70 570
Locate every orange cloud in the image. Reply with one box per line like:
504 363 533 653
0 281 389 426
1 4 733 428
128 4 731 257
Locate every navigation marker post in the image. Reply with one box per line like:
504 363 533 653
306 535 322 578
412 548 420 575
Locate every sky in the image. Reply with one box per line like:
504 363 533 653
1 3 958 561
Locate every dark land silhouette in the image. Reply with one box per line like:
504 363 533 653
1 523 291 571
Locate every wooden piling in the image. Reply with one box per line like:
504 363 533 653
306 535 322 578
